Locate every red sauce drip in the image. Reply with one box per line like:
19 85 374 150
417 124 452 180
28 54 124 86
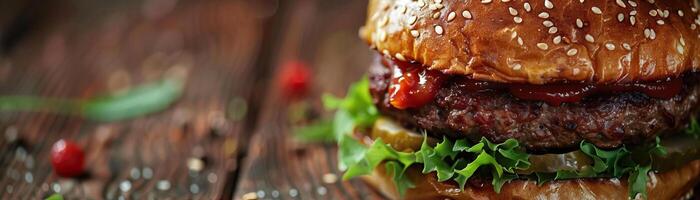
509 79 683 105
388 59 445 109
509 84 596 105
384 58 683 108
622 80 683 99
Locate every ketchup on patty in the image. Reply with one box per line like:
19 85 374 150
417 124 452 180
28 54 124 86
387 58 445 109
385 57 682 108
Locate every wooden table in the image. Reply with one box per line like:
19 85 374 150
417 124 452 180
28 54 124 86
0 0 381 199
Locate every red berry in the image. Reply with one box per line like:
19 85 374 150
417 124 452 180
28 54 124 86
279 61 311 99
50 139 85 177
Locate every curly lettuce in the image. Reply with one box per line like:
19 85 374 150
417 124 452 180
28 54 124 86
298 77 674 199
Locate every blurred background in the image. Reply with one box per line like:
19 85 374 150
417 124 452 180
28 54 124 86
0 0 381 199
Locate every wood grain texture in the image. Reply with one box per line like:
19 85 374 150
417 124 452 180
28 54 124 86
0 0 383 199
0 0 273 199
233 0 384 199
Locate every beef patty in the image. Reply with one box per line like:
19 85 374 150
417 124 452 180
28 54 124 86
369 57 700 152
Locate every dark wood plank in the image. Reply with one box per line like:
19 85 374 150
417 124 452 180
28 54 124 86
233 0 384 199
0 0 273 199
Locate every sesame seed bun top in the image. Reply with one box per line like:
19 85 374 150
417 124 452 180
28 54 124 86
360 0 700 84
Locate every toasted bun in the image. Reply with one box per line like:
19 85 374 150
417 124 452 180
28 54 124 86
363 160 700 200
360 0 700 84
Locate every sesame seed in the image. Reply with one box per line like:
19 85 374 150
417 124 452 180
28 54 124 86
644 28 651 38
434 25 444 35
511 31 518 39
605 43 616 50
538 12 550 18
617 13 625 22
573 68 581 75
677 44 685 54
567 48 578 56
462 10 473 19
630 10 637 16
579 0 584 3
447 11 456 22
543 20 554 27
585 34 595 43
432 12 441 19
629 1 637 7
513 63 522 70
591 7 602 15
429 4 438 11
692 24 698 30
509 7 518 16
407 16 418 25
517 37 524 45
434 0 442 3
663 10 669 18
647 0 654 4
524 2 532 12
379 16 389 26
576 18 584 28
630 16 636 25
553 36 562 44
481 0 492 4
397 6 407 14
680 38 686 46
657 20 665 25
378 31 387 41
623 43 632 50
615 0 626 8
649 10 657 16
544 0 554 9
679 10 685 17
537 43 549 50
395 53 406 61
693 7 698 13
514 16 523 23
650 29 656 39
502 0 511 2
410 30 420 38
382 49 390 56
417 1 426 8
548 27 558 34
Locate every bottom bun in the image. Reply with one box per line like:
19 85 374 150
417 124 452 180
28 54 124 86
363 160 700 200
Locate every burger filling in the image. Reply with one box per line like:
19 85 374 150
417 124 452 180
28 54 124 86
370 55 700 152
308 55 700 199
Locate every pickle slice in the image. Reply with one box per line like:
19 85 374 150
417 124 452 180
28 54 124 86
650 136 700 171
518 151 593 174
371 117 435 152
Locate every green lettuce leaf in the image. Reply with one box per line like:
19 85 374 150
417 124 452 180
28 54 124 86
629 165 652 199
686 116 700 138
417 135 456 181
340 133 370 177
385 161 414 195
322 77 378 128
293 120 335 143
455 151 502 184
45 194 63 200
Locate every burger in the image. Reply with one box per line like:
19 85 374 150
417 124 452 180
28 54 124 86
313 0 700 199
